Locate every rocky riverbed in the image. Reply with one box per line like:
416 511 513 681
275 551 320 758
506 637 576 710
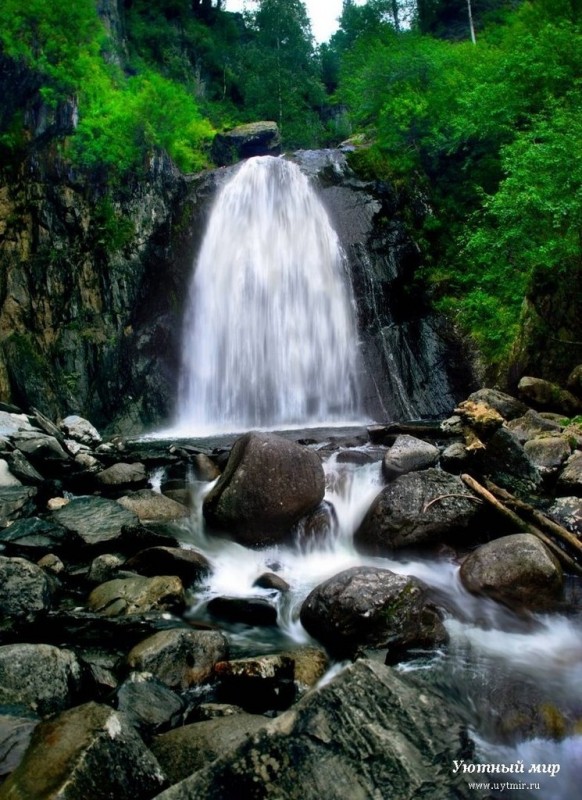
0 373 581 798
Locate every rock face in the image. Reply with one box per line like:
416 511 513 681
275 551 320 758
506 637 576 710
460 533 564 610
300 566 447 661
203 432 325 545
355 469 480 553
211 121 281 166
152 660 480 800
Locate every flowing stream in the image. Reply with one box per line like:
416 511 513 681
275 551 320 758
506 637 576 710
177 156 360 434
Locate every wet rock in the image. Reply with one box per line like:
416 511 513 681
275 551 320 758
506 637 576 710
441 441 470 474
556 451 582 496
94 462 148 494
467 388 529 421
566 363 582 397
52 495 139 548
207 596 278 627
118 489 189 521
479 427 541 494
0 556 54 633
0 702 166 799
300 566 447 661
460 533 563 611
37 553 65 576
126 628 228 689
11 432 71 468
355 469 480 553
523 436 571 477
0 487 37 528
151 713 269 785
518 376 582 416
0 706 40 779
215 654 295 713
88 553 126 584
382 434 439 481
124 546 211 585
211 121 281 166
2 449 44 485
78 649 120 698
59 414 102 446
115 674 184 735
191 453 221 481
507 409 564 444
547 496 582 536
253 572 290 592
0 644 81 715
296 501 336 545
0 459 21 487
280 646 328 696
88 575 185 617
0 516 70 557
152 659 478 800
204 432 325 546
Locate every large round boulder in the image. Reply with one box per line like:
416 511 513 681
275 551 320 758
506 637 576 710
460 533 563 611
382 434 439 481
354 468 480 553
300 566 447 661
203 432 325 546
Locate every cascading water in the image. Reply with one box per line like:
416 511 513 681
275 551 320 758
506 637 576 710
177 156 360 433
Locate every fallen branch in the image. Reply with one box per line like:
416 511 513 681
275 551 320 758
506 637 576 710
422 494 483 513
460 474 582 576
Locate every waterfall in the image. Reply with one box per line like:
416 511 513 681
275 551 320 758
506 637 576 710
177 156 360 433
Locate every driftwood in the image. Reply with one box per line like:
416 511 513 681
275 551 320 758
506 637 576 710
460 473 582 576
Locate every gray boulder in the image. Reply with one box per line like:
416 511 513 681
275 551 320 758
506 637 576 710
115 675 184 735
211 121 281 166
518 376 581 415
0 517 70 557
0 487 37 528
382 434 439 481
88 575 185 617
118 489 189 521
0 643 82 715
59 414 102 446
523 436 571 477
0 556 54 633
151 660 481 800
126 628 228 689
479 427 541 494
124 546 211 585
460 533 563 611
94 462 148 493
204 432 325 546
355 469 480 553
52 495 140 547
556 451 582 496
0 702 166 799
467 388 529 420
507 409 563 444
300 566 447 661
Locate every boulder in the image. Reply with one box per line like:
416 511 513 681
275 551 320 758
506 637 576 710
126 628 228 689
88 576 185 617
479 427 541 493
0 516 70 557
556 451 582 496
354 469 480 553
59 414 102 446
118 489 189 521
0 644 82 715
88 553 126 584
0 556 54 633
214 654 295 713
300 566 447 661
151 713 270 785
191 453 221 482
94 462 148 494
211 121 281 166
280 646 328 696
207 596 277 627
0 487 37 528
547 496 582 536
152 660 480 800
460 533 563 610
518 376 582 415
124 546 211 585
0 411 35 436
440 442 469 474
0 702 166 799
0 459 21 487
0 706 40 779
523 436 571 477
253 572 290 592
2 450 44 485
507 409 563 444
11 432 71 467
566 363 582 397
203 432 325 546
115 675 184 735
467 388 529 420
382 434 439 481
52 495 140 548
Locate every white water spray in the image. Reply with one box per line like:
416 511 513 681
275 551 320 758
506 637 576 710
177 156 360 433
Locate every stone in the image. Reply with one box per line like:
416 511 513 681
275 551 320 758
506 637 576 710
547 496 582 536
37 552 65 576
115 675 184 735
124 546 211 585
0 487 37 528
296 501 336 546
207 596 277 627
0 516 70 557
467 388 529 420
0 459 21 487
59 414 102 446
440 441 469 474
0 556 54 633
204 432 325 546
518 376 582 415
191 453 221 481
152 660 480 800
556 451 582 496
151 713 270 785
47 496 69 510
253 572 290 592
215 655 296 713
523 436 571 477
88 575 185 617
507 409 564 443
126 628 228 689
382 434 440 480
0 644 82 715
354 468 480 553
2 450 44 485
0 702 166 799
0 706 40 779
460 533 563 610
300 566 447 661
11 432 71 466
280 646 329 696
118 489 189 521
0 411 35 436
52 495 140 547
211 121 281 166
479 427 541 493
94 462 148 493
566 363 582 397
88 553 126 584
